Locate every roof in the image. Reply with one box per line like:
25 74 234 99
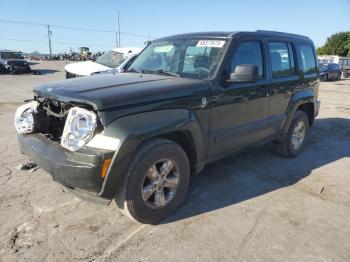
111 47 143 54
157 30 311 42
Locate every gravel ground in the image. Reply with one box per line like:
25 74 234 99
0 61 349 262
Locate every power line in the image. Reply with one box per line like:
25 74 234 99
0 19 156 39
0 37 113 48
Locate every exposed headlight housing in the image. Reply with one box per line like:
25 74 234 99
61 107 97 151
14 101 38 134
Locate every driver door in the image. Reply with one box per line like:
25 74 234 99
208 40 269 157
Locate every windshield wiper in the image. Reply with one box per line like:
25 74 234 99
153 69 180 77
126 68 141 73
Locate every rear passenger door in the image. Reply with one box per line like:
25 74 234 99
265 40 299 138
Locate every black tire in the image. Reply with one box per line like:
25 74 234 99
276 111 310 158
116 138 190 224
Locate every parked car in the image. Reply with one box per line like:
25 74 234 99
342 65 350 78
64 47 142 78
15 30 320 224
319 63 342 81
318 55 350 78
0 50 31 74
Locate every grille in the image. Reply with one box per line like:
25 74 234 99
35 99 72 142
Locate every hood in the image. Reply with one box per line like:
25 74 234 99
34 73 207 111
64 61 110 76
319 66 327 73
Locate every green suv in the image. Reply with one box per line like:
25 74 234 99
15 31 320 224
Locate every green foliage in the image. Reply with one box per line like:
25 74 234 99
319 32 350 57
316 46 325 55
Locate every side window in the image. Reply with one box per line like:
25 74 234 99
268 42 295 77
299 44 317 74
230 42 264 78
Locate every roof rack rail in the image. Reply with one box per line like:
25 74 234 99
255 30 309 39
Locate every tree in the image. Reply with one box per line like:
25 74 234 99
320 32 350 57
317 46 325 55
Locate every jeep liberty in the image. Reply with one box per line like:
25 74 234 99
15 31 320 224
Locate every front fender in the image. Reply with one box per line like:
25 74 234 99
98 109 204 199
281 89 315 134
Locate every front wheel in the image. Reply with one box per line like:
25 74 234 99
276 111 310 158
116 138 190 224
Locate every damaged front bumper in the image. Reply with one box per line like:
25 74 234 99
18 133 114 199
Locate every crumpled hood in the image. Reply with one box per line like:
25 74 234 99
64 61 110 76
34 73 206 111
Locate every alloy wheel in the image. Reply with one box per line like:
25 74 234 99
141 158 180 209
291 121 306 151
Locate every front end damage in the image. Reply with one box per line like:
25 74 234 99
15 97 117 199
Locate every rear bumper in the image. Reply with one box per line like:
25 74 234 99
18 133 113 194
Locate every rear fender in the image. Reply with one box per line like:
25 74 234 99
281 89 315 134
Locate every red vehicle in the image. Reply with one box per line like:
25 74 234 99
343 66 350 78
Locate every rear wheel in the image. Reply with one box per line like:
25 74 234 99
276 111 309 158
116 138 190 224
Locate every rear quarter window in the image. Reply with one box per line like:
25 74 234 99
298 44 317 74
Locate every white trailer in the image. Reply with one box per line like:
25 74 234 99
318 55 350 68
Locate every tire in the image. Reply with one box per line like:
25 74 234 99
116 138 190 224
276 111 309 158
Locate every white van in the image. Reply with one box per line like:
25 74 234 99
64 47 142 78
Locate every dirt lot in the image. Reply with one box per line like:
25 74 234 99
0 61 349 262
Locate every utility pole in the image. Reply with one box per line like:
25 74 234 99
117 11 121 48
47 25 52 57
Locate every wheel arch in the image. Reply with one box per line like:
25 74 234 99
98 109 205 199
282 89 316 134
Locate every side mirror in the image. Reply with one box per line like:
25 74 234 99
227 64 259 83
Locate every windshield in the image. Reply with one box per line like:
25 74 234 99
128 38 228 79
95 50 129 68
1 52 24 59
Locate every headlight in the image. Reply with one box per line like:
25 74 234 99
14 101 38 134
61 107 97 151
